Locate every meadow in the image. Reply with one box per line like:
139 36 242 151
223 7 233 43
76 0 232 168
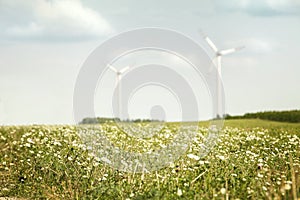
0 119 299 199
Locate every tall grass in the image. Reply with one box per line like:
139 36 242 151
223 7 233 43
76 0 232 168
0 120 299 199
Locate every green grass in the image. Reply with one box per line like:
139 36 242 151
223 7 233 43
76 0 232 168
0 120 299 199
225 119 300 129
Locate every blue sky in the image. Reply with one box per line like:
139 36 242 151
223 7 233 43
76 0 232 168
0 0 300 124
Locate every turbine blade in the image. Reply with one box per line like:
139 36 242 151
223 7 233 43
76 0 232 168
199 30 218 52
205 37 218 52
108 64 118 73
119 66 130 74
218 48 236 55
219 46 244 55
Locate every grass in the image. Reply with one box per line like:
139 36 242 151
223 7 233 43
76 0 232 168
0 119 299 199
225 119 300 129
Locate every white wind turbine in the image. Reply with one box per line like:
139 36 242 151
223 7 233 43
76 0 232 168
108 64 131 119
201 32 244 118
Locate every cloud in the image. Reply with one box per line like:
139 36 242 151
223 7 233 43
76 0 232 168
0 0 113 41
243 39 273 53
213 0 300 16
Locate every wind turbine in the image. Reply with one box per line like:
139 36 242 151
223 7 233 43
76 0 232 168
201 31 244 118
108 64 131 119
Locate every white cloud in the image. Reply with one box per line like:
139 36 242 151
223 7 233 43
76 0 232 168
0 0 113 40
213 0 300 16
266 0 300 12
5 22 43 37
241 39 273 54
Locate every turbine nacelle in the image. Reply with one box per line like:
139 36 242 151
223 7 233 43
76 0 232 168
108 65 131 75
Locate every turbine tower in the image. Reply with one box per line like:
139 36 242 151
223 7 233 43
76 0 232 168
109 65 131 119
201 32 244 118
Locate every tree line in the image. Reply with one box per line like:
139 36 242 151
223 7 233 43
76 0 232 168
225 110 300 123
79 117 162 124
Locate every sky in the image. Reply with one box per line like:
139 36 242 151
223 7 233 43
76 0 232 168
0 0 300 125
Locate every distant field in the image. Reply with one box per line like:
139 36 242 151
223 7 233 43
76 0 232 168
0 119 299 199
224 119 300 129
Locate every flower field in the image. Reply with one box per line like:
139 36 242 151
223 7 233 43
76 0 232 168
0 120 299 199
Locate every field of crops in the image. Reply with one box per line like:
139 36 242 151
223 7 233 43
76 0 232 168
0 119 299 199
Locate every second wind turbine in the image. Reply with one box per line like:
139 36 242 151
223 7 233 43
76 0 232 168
201 32 244 118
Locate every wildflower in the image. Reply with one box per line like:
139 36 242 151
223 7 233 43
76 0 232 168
93 161 100 167
276 181 281 185
169 162 175 168
257 173 263 178
187 154 200 161
24 143 31 148
220 188 226 195
177 188 183 196
285 180 292 184
199 160 205 165
262 186 267 191
53 141 62 146
101 157 111 164
27 138 34 144
218 155 225 161
284 184 291 190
